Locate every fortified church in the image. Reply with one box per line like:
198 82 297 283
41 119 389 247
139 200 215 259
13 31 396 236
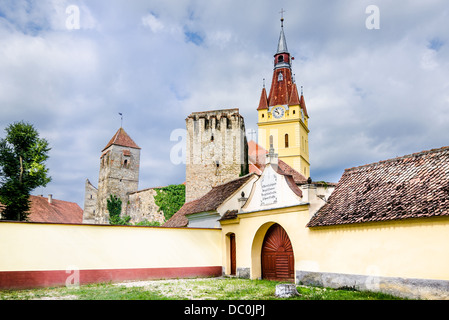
82 15 326 227
67 15 449 299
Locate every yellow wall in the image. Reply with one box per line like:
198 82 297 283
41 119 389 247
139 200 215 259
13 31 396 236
221 206 449 282
0 222 222 272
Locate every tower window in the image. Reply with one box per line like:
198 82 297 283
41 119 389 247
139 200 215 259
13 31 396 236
285 134 289 148
278 72 283 82
278 55 284 63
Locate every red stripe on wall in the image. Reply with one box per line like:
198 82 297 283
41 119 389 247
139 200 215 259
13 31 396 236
0 266 223 290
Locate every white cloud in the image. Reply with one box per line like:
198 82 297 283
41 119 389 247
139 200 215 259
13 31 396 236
1 1 449 206
141 13 164 33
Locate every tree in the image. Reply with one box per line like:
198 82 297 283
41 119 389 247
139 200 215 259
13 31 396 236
106 194 130 225
0 121 51 221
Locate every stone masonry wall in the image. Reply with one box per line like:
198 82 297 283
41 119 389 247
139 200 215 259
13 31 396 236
185 109 248 202
95 144 140 224
126 188 165 225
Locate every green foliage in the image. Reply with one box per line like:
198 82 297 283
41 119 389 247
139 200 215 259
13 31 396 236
134 219 161 227
154 184 185 221
106 194 131 225
0 121 51 221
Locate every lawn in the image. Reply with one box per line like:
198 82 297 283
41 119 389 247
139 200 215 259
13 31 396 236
0 277 405 300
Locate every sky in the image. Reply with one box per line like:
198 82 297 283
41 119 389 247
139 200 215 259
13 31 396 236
0 0 448 208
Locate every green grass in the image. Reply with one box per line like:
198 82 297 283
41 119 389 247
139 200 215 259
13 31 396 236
0 277 405 300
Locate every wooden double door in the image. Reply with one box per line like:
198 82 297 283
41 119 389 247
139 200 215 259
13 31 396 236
261 224 295 282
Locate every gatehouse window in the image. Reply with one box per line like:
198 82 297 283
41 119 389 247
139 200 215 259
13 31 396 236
285 134 289 148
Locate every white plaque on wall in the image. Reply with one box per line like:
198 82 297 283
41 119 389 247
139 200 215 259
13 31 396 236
261 170 277 206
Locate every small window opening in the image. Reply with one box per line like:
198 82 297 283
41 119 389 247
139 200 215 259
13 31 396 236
285 134 289 148
278 72 283 82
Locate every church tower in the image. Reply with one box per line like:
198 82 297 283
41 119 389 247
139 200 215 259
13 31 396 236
257 15 310 178
94 127 141 224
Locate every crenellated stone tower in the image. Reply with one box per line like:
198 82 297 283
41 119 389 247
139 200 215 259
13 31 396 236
185 108 248 202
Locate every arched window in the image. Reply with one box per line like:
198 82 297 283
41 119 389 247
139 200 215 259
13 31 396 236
285 134 289 148
278 72 283 82
278 55 284 63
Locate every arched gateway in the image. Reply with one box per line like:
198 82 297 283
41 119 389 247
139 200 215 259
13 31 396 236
261 223 295 282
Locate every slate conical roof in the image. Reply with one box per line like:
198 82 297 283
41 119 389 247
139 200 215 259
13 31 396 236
102 127 140 152
277 24 288 54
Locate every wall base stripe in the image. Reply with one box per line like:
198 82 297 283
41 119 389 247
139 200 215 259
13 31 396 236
0 266 223 290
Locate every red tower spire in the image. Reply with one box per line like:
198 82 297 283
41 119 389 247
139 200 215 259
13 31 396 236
265 16 298 108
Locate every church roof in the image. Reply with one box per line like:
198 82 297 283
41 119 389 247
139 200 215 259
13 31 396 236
307 146 449 227
267 67 295 107
102 127 140 152
276 23 288 54
257 87 269 110
163 174 256 228
247 140 308 185
288 83 300 106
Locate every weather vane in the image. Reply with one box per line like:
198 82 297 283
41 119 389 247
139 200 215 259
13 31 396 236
119 112 123 128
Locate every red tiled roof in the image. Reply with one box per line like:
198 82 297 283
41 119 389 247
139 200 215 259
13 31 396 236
307 146 449 227
299 93 309 117
257 87 269 110
247 140 308 185
163 174 256 228
28 195 83 224
102 127 140 152
267 67 294 107
288 83 300 106
0 195 83 224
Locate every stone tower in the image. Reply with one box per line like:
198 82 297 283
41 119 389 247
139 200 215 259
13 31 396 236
257 16 310 178
94 127 141 224
185 108 248 202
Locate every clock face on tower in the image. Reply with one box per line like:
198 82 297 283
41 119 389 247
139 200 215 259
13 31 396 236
272 106 285 119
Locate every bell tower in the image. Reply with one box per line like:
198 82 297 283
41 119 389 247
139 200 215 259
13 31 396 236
257 14 310 178
94 127 141 224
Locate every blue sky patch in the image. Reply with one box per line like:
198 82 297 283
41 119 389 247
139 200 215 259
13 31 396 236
428 38 444 51
184 30 204 46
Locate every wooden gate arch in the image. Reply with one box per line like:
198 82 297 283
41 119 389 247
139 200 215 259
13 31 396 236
261 223 295 282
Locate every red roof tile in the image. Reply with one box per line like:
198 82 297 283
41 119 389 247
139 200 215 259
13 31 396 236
247 140 308 185
288 83 300 106
307 146 449 227
0 195 83 224
267 67 294 107
28 195 83 224
163 174 256 228
257 87 269 110
299 93 309 117
102 127 140 152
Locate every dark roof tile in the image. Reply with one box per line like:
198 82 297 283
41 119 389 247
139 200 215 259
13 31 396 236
308 146 449 227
